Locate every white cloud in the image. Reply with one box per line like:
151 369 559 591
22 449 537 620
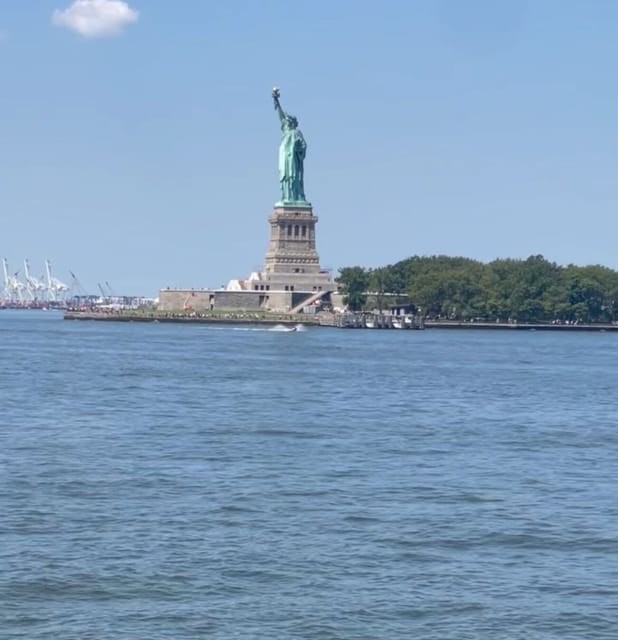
52 0 139 38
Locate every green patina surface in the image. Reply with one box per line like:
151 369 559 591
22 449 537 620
272 87 308 205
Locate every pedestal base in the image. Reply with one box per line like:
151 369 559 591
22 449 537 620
260 203 334 292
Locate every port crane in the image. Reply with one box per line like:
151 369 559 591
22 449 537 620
69 271 87 297
96 282 109 303
2 258 26 303
1 259 89 305
24 259 47 301
45 260 69 302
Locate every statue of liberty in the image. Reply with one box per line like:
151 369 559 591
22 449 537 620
272 87 308 204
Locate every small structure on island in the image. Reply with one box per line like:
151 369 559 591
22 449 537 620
158 87 335 314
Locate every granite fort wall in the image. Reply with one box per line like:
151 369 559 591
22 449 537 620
158 289 295 312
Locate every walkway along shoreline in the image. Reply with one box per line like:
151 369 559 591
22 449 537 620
63 310 618 331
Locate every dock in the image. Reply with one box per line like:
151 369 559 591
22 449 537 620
323 313 425 329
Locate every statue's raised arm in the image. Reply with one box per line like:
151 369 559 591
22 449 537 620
272 87 286 125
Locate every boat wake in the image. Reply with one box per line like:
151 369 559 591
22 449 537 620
209 323 308 333
269 324 297 332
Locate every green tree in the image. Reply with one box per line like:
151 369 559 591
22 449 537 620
338 254 618 323
562 265 618 322
399 256 486 318
485 255 562 322
368 267 395 313
336 266 369 311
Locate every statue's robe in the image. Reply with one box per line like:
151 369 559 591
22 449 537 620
279 124 307 202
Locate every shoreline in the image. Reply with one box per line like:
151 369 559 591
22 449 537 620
424 320 618 332
63 310 319 326
62 310 618 331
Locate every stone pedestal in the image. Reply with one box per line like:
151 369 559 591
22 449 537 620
261 203 333 292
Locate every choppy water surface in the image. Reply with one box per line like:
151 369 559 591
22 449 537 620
1 311 617 639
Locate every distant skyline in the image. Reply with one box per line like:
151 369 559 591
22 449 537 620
1 1 617 295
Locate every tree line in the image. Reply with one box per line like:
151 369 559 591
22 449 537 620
336 255 618 323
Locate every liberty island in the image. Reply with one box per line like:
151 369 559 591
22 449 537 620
157 88 336 315
61 91 618 331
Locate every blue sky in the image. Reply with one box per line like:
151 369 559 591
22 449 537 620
0 1 616 295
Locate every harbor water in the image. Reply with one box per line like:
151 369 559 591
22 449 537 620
1 310 617 639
